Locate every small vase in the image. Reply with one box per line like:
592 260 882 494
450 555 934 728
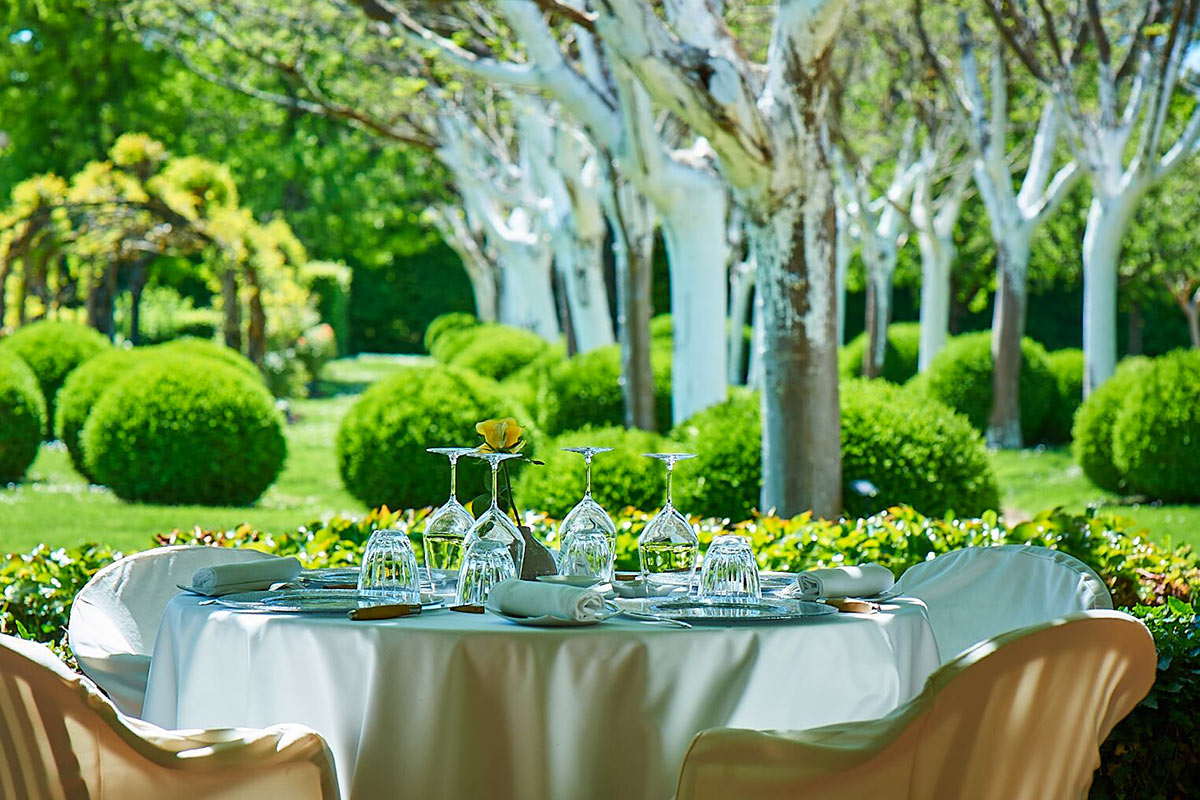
519 526 557 580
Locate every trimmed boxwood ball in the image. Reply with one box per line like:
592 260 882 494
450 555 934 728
447 324 552 380
0 350 46 483
82 356 286 505
538 344 672 435
501 344 567 417
1072 357 1152 494
514 426 671 519
672 383 999 520
54 349 143 480
151 337 262 382
839 322 922 384
1111 350 1200 502
916 330 1057 442
1041 348 1084 444
337 365 525 509
424 312 477 356
0 321 109 437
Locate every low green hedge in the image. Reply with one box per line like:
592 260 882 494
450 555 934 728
447 324 553 380
54 349 143 480
538 344 672 435
0 349 45 483
1041 348 1084 444
82 356 286 505
0 321 110 436
1073 357 1153 495
424 312 478 360
839 322 922 384
151 338 262 382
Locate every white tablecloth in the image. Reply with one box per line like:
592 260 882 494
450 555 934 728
144 595 939 800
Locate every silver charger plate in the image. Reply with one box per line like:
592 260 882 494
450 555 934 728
213 589 443 614
639 597 836 624
485 599 620 627
758 571 801 596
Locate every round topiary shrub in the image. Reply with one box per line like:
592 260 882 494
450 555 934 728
514 426 671 519
1041 348 1084 444
538 344 672 435
0 320 109 436
501 344 567 417
447 324 552 380
671 383 999 520
1110 350 1200 502
425 312 478 360
54 348 143 480
839 322 922 384
917 330 1057 442
82 356 286 505
1072 357 1152 494
150 337 262 382
0 350 46 483
337 365 527 509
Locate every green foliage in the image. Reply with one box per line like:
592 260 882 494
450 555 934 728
916 331 1057 442
336 365 521 509
81 356 286 505
839 322 922 384
115 286 218 345
299 262 352 356
672 391 763 521
1073 357 1153 494
54 349 142 480
1111 350 1200 502
424 312 478 356
514 426 671 519
1041 348 1084 444
0 349 45 483
649 313 674 341
447 324 552 380
294 324 338 383
538 344 672 435
1092 600 1200 799
500 344 567 416
259 349 311 399
0 321 109 436
150 337 261 382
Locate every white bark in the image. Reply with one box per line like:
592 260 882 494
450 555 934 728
1082 192 1140 394
835 206 850 347
426 204 499 324
728 255 755 385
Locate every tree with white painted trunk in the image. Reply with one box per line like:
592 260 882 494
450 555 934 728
981 0 1200 396
585 0 848 517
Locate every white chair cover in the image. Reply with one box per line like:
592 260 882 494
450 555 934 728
892 545 1112 662
68 546 273 716
675 610 1154 800
0 633 339 800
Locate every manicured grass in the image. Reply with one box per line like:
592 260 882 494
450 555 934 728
990 447 1198 550
0 355 424 554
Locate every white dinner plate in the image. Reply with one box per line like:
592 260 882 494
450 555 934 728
484 599 620 627
212 589 443 614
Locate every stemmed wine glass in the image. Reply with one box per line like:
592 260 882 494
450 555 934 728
638 453 699 591
422 447 478 592
461 450 526 577
558 446 616 580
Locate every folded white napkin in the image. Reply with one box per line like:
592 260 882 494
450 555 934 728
795 563 894 599
489 579 606 621
190 556 302 595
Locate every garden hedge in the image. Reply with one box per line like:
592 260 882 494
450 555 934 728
424 312 478 360
671 383 999 520
337 364 525 509
0 321 109 436
300 261 352 356
914 330 1057 443
538 343 672 435
1110 350 1200 502
1072 357 1153 495
447 324 552 381
514 426 672 520
0 349 45 484
54 349 143 480
1041 348 1084 444
81 356 286 505
150 337 261 382
500 344 567 417
839 321 922 384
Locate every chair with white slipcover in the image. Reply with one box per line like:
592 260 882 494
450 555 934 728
0 633 339 800
68 545 273 716
675 610 1154 800
891 544 1112 662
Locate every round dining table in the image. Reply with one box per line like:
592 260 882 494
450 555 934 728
143 594 940 800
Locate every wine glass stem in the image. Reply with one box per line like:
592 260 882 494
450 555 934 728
489 460 500 512
584 456 592 499
664 462 674 507
449 458 458 502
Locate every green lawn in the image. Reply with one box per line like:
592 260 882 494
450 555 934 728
990 447 1198 550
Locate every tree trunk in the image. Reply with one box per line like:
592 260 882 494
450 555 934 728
727 260 755 385
222 268 243 352
835 212 850 347
128 259 150 346
551 227 614 353
245 267 267 365
86 260 119 339
917 230 953 372
605 180 657 430
1183 301 1200 349
0 259 10 328
860 249 893 379
496 244 561 342
1082 194 1136 395
988 238 1029 449
749 186 842 520
747 290 764 390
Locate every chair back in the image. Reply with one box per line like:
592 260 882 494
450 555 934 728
68 545 272 715
894 545 1111 662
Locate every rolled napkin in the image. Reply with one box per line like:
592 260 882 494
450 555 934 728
190 556 302 595
489 579 606 622
794 563 894 599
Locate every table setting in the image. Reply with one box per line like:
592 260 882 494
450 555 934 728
146 418 942 800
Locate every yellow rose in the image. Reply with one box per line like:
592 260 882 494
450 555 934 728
475 417 526 453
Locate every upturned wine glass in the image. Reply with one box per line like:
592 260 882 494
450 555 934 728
422 447 478 592
358 529 422 605
558 446 616 580
637 453 699 591
461 450 526 576
698 535 761 604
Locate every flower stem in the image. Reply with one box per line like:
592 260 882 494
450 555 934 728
502 462 521 525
